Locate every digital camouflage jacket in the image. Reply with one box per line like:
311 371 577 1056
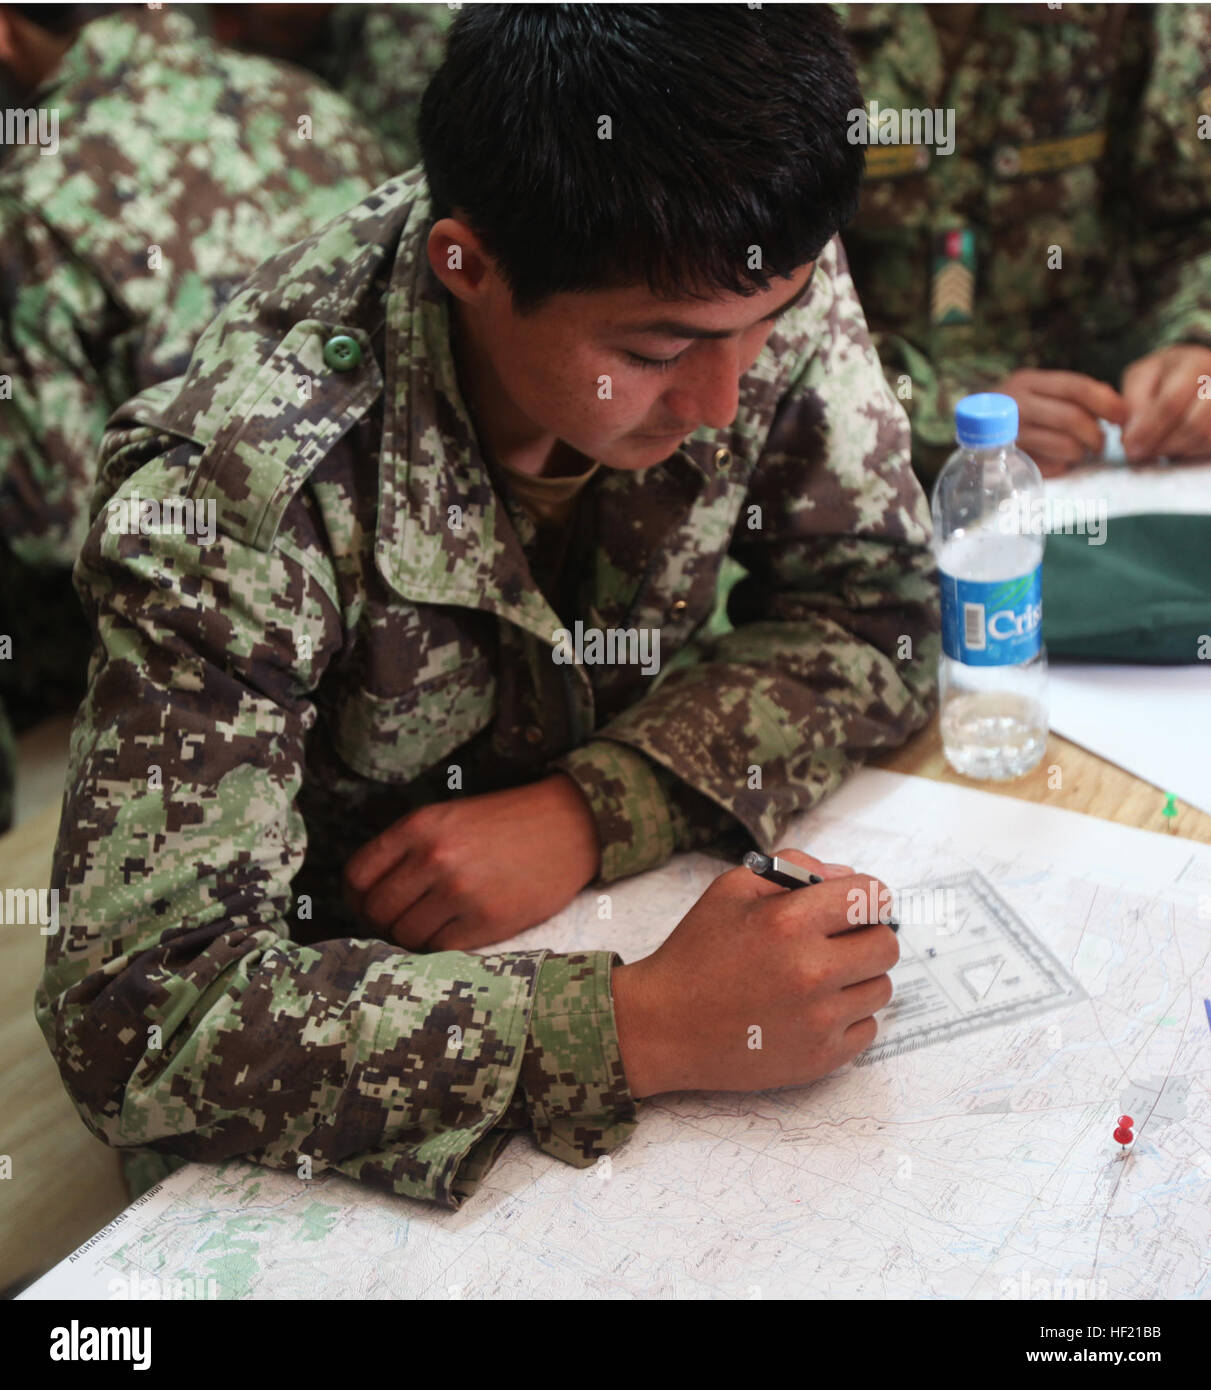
37 169 940 1207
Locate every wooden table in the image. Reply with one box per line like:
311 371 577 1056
871 716 1211 845
0 798 128 1296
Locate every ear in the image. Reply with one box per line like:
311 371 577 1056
426 215 496 306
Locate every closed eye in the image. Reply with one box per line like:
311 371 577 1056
624 351 683 371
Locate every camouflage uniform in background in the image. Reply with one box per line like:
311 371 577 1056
840 2 1211 484
37 169 940 1207
302 3 453 173
0 2 392 831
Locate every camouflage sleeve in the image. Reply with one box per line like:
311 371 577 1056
34 428 635 1209
565 239 940 860
863 329 1017 487
0 198 115 568
455 951 637 1199
555 741 675 882
514 951 637 1168
1127 4 1211 354
556 739 746 882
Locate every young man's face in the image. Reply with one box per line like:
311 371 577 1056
430 216 817 473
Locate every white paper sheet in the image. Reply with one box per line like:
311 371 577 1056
1044 458 1211 517
1046 662 1211 816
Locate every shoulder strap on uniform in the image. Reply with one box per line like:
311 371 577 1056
107 176 414 550
183 317 383 551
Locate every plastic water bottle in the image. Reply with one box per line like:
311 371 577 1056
931 393 1048 780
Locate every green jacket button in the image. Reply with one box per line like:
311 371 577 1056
323 334 362 372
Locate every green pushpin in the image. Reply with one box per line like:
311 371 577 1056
1162 793 1178 832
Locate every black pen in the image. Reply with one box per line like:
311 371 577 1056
744 851 899 933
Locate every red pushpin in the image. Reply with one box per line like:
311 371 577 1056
1114 1115 1134 1154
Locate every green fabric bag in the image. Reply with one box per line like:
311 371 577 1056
1041 513 1211 664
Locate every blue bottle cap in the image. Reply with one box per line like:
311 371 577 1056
955 393 1019 448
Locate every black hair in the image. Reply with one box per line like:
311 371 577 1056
418 3 865 314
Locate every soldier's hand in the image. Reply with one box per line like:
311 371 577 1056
344 773 601 950
994 369 1127 477
1121 344 1211 464
611 849 897 1098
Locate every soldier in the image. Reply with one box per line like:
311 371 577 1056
211 3 454 172
0 1 392 831
38 6 936 1207
841 3 1211 483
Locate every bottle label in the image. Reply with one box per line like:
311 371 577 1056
939 566 1042 666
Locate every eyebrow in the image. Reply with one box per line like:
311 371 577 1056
618 264 817 339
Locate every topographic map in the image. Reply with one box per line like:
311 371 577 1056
26 771 1211 1300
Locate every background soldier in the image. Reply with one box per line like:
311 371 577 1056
212 2 454 172
841 2 1211 483
39 6 932 1205
0 1 392 831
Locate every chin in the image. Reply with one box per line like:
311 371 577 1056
634 430 688 453
612 443 675 469
587 430 687 470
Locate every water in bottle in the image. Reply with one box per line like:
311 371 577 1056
931 393 1048 780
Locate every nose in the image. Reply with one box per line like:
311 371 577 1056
666 341 742 432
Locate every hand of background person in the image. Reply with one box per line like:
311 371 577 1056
345 773 601 951
1121 344 1211 464
993 369 1127 477
612 849 898 1097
